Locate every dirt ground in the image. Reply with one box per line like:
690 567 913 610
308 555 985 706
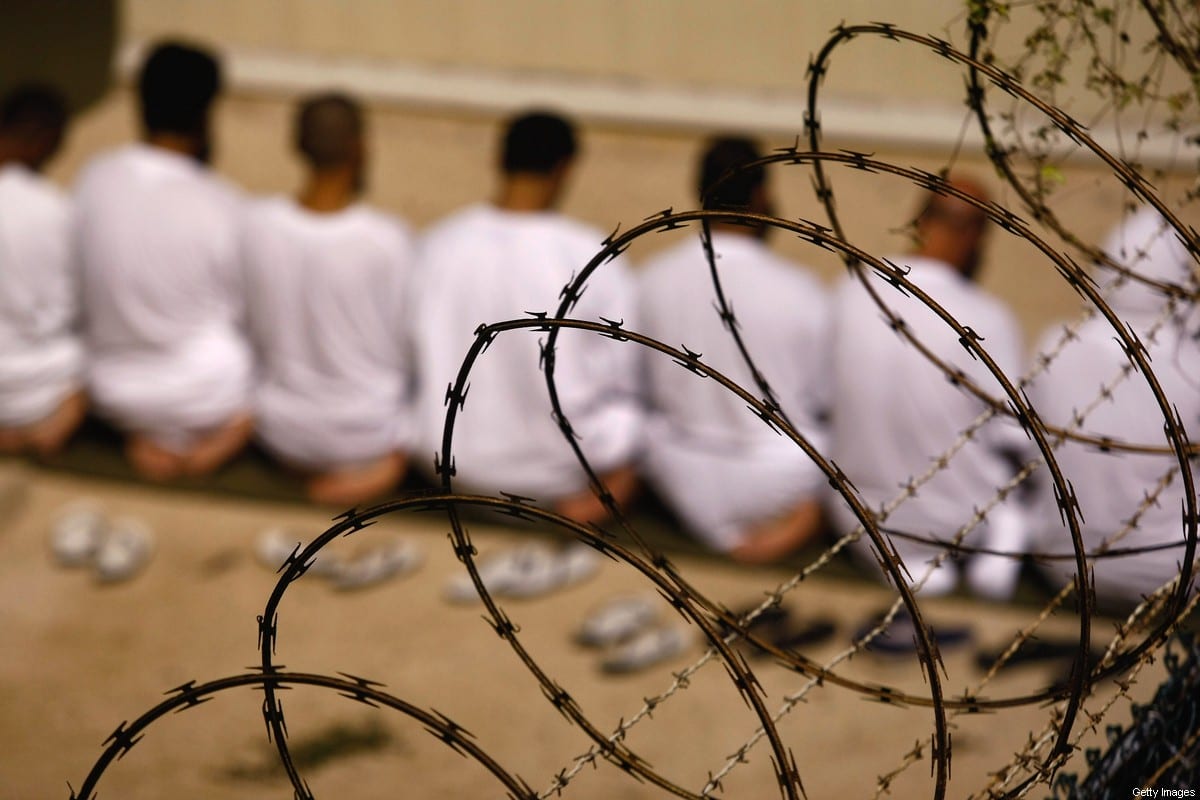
0 459 1174 799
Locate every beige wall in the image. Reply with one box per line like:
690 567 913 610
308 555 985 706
122 0 1183 114
123 0 971 98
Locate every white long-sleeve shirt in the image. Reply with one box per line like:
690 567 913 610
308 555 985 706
409 203 641 500
637 231 830 550
1029 207 1200 602
828 256 1027 577
75 144 251 445
0 163 82 426
242 197 415 469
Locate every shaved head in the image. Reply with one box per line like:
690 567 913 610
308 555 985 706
295 93 363 170
916 175 991 278
918 176 989 227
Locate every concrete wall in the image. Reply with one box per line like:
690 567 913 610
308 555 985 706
121 0 1179 107
121 0 972 96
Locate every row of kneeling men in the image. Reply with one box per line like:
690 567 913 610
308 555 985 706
1 42 1196 607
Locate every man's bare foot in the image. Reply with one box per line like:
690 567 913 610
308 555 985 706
555 491 610 526
729 500 823 565
24 391 87 458
0 428 23 455
553 464 639 526
127 435 186 482
306 452 406 507
180 413 253 477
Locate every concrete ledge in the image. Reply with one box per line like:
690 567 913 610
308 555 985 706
117 38 1194 168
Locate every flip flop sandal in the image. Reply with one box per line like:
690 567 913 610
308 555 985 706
444 543 598 603
575 594 659 648
444 543 555 603
719 602 791 639
549 544 600 592
255 527 343 577
854 609 972 655
600 625 691 674
94 517 154 584
50 501 107 567
496 543 599 599
330 540 423 591
748 618 838 658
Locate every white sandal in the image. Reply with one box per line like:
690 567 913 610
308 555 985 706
444 543 553 603
576 594 659 648
600 625 691 674
94 517 154 584
255 527 343 578
444 542 598 603
50 502 107 567
329 540 423 591
501 543 599 599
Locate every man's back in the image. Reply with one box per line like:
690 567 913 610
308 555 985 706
77 144 242 352
829 256 1024 541
639 232 828 449
1029 208 1200 600
0 162 80 426
75 143 251 436
410 203 640 498
637 230 831 554
243 196 414 468
1029 316 1199 595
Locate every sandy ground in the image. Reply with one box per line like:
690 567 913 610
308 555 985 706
0 459 1172 799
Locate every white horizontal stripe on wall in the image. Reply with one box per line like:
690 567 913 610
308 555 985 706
117 39 1194 170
